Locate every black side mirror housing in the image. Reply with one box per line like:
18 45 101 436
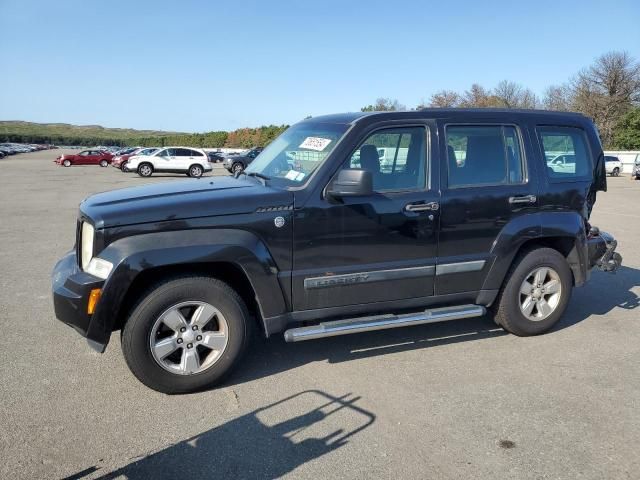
327 169 373 197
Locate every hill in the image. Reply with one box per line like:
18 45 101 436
0 121 288 148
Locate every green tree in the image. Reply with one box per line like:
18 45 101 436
613 107 640 149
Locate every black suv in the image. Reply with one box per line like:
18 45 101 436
52 110 621 393
222 147 263 174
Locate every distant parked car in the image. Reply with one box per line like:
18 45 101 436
207 151 226 163
55 149 113 167
222 147 263 173
632 158 640 180
547 154 576 174
126 146 212 177
604 156 623 176
112 147 159 171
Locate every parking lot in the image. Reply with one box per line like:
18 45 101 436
0 149 638 480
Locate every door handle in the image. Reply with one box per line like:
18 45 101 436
404 201 439 212
508 195 537 204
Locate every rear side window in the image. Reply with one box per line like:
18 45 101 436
190 149 204 157
446 125 524 188
538 127 591 180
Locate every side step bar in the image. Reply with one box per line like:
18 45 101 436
284 304 486 343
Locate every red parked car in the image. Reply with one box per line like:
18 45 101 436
55 149 113 167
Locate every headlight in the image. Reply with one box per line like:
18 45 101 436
86 257 113 279
80 221 113 279
81 222 94 270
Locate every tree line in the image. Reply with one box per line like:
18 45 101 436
0 122 288 149
361 51 640 149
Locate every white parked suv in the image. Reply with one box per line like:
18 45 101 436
126 147 213 177
604 155 623 176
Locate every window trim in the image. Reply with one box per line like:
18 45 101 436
339 124 431 194
443 123 528 190
536 125 593 183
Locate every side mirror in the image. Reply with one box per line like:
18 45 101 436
327 169 373 197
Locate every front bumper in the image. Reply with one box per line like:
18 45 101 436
52 250 106 351
587 229 622 273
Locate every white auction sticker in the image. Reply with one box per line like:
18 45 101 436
299 137 331 151
285 169 300 180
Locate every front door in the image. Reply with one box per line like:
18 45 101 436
292 123 440 311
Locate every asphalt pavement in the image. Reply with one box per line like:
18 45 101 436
0 150 638 479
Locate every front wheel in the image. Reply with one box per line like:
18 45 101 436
232 162 244 174
492 247 572 336
100 159 109 167
121 276 251 394
137 163 153 177
120 162 128 172
612 168 620 177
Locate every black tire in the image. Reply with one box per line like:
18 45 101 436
188 164 203 178
492 247 572 336
612 168 619 177
137 162 153 177
120 162 128 172
232 162 244 174
121 276 252 394
63 159 71 167
100 159 109 167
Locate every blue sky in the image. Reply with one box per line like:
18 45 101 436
0 0 638 132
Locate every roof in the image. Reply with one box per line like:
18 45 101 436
303 109 588 126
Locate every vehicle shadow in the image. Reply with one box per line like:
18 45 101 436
63 390 375 480
228 265 640 388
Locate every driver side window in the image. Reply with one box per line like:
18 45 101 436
345 126 427 192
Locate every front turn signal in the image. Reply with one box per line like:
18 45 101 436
87 289 102 315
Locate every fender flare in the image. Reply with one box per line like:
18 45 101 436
86 229 287 347
481 211 588 293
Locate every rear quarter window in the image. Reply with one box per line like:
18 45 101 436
538 126 592 181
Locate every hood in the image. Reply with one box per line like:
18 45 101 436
80 175 293 229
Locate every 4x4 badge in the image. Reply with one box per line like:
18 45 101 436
274 216 285 228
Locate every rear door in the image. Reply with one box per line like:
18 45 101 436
436 122 538 295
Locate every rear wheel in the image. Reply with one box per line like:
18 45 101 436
492 247 572 336
63 159 71 167
100 159 109 167
138 163 153 177
612 167 620 177
121 276 251 394
188 164 203 178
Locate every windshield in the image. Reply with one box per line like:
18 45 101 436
245 122 349 187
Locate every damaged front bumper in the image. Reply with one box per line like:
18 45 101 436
588 228 622 273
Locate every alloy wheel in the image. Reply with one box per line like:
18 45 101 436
149 301 229 375
519 267 562 321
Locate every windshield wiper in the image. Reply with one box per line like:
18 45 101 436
246 171 270 185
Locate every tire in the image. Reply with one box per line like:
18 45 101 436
232 162 244 174
492 247 572 336
612 168 619 177
138 163 153 177
188 164 203 178
120 162 128 172
100 160 109 167
63 159 71 167
121 276 252 394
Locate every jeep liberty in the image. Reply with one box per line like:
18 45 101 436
52 110 622 393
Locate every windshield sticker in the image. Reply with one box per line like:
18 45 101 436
299 137 332 151
285 169 300 180
295 172 306 181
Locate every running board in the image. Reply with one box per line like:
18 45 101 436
283 304 486 343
